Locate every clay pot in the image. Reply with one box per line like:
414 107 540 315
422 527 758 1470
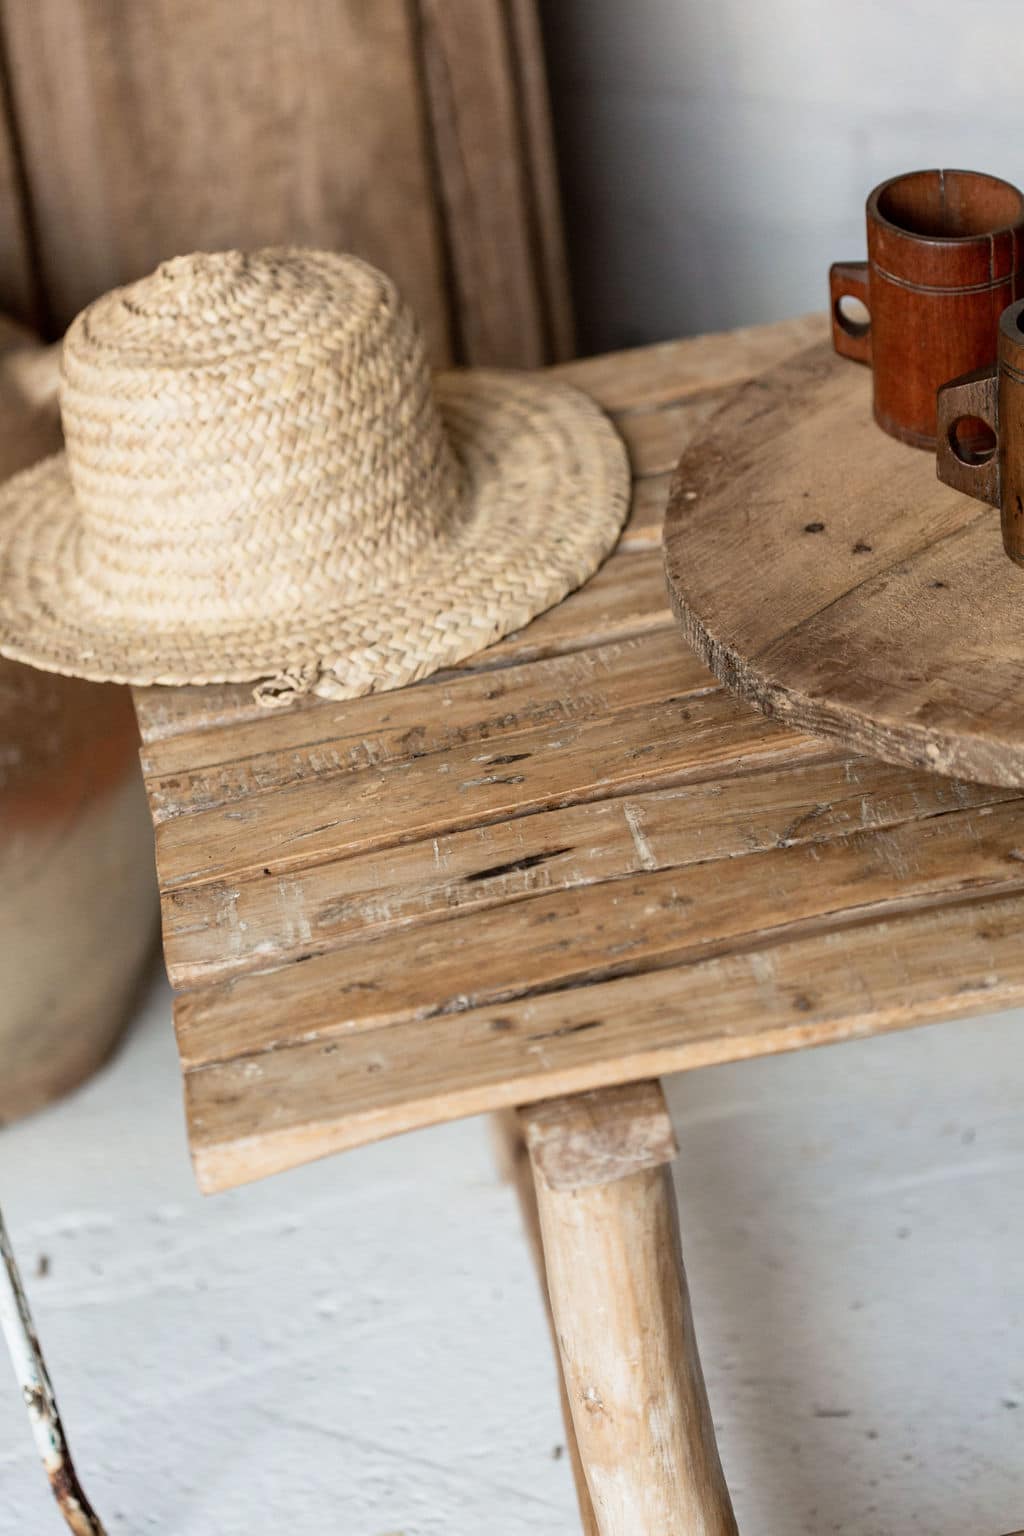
0 321 157 1122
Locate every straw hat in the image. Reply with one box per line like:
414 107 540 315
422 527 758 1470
0 249 629 705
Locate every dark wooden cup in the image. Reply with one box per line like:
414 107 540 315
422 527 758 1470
936 296 1024 567
830 169 1024 449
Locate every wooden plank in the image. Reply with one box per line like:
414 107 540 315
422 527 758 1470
418 0 546 366
505 0 575 361
159 760 1015 987
588 331 837 483
552 313 828 413
184 888 1024 1190
133 545 675 746
141 629 711 817
2 0 452 358
174 794 1024 1070
155 686 829 892
134 678 316 751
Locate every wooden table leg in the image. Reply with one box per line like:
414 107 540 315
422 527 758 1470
519 1082 738 1536
492 1112 600 1534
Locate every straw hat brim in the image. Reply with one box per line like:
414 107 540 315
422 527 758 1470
0 370 630 704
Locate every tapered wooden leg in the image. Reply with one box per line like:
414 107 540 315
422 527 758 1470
519 1082 738 1536
492 1112 600 1534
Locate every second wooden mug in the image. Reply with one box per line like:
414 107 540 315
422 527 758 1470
831 168 1024 449
936 296 1024 567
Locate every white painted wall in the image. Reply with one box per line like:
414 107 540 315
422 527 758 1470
541 0 1024 351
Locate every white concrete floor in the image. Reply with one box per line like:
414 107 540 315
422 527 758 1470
1 965 1022 1535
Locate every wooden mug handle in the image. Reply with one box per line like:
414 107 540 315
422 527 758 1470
829 260 872 364
935 365 1000 507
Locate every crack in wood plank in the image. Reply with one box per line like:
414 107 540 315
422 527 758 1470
160 765 1018 987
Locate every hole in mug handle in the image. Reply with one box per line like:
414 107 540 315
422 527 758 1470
936 366 1000 509
835 293 870 339
829 261 872 364
947 414 997 467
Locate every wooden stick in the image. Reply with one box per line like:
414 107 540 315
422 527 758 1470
492 1112 600 1534
0 1205 106 1535
521 1083 737 1536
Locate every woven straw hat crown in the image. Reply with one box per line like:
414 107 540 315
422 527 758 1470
60 249 464 624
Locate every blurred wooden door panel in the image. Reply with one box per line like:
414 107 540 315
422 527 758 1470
0 0 572 365
0 0 453 358
0 67 35 325
420 0 570 367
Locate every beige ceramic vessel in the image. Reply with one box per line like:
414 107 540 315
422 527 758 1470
0 319 156 1123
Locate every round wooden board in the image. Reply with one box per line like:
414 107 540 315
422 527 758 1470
664 340 1024 787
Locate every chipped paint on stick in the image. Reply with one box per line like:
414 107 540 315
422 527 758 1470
0 1204 106 1535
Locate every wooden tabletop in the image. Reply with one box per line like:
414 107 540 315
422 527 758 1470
134 313 1024 1194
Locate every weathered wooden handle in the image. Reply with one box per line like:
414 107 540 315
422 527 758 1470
829 259 872 365
935 364 1000 508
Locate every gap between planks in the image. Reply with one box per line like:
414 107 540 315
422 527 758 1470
182 884 1024 1191
142 627 711 817
173 793 1024 1071
161 758 1021 989
152 682 833 892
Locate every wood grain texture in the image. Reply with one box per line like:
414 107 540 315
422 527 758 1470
524 1084 736 1535
160 758 1012 987
184 889 1024 1191
155 683 827 893
665 340 1024 786
130 315 1024 1193
141 629 713 821
173 789 1024 1071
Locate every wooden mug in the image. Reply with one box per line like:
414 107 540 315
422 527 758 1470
830 169 1024 449
936 296 1024 567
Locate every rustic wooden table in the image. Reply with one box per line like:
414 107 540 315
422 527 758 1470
133 313 1024 1536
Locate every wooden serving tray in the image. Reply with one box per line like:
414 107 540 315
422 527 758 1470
664 340 1024 787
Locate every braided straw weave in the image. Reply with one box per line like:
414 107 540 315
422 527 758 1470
0 249 629 705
